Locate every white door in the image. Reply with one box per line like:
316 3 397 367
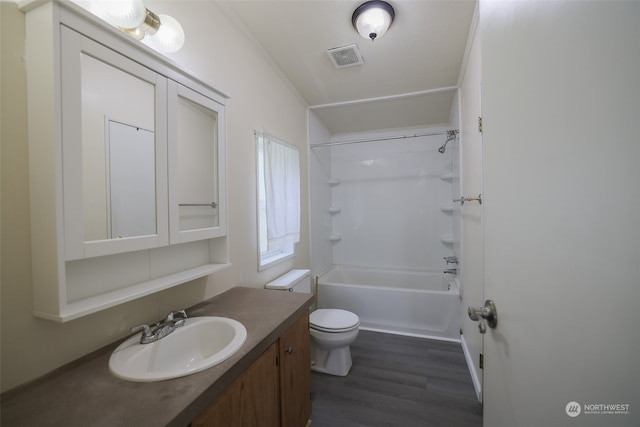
478 1 640 426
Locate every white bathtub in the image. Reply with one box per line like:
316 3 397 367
317 265 461 341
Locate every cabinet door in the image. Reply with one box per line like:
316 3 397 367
279 314 312 427
168 82 227 244
193 343 280 427
60 26 168 261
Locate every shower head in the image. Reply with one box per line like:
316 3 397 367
438 130 459 154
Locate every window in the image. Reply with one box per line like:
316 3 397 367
256 132 300 270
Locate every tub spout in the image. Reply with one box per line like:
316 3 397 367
444 269 457 275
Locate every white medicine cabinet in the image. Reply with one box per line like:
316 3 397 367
23 0 229 322
169 83 227 244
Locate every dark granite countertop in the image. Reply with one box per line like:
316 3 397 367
1 287 314 426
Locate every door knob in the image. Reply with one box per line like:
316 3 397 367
468 300 498 333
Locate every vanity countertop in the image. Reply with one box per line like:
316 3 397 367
1 286 314 426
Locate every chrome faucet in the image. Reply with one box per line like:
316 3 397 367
443 268 457 275
444 256 458 265
130 309 188 344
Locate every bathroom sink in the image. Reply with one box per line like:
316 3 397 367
109 316 247 382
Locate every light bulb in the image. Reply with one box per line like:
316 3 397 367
100 0 146 29
142 14 185 53
355 8 392 40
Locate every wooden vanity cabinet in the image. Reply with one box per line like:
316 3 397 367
192 343 280 427
192 313 312 427
278 313 312 427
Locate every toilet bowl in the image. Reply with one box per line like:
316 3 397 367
309 308 359 376
265 270 360 377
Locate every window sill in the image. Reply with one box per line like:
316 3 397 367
259 251 294 271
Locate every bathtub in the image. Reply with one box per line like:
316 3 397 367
317 265 461 341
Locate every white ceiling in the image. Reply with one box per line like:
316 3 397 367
222 0 477 135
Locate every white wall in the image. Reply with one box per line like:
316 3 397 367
319 127 456 271
0 1 309 392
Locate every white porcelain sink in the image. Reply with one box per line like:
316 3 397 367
109 316 247 382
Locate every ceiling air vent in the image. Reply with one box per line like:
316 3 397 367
327 44 364 69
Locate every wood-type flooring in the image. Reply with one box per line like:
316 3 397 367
310 330 483 427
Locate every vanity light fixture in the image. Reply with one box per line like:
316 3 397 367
352 0 395 42
95 0 185 53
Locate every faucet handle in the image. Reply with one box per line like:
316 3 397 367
165 309 188 325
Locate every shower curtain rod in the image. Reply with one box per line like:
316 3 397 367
309 129 458 148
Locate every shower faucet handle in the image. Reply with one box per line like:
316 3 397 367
454 194 483 205
444 256 458 265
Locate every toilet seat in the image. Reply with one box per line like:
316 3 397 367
310 309 359 333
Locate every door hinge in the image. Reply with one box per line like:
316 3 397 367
478 117 483 133
479 353 484 369
275 355 279 367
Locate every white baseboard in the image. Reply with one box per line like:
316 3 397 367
460 334 483 403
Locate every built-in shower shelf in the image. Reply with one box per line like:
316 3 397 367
328 179 340 186
440 204 456 213
329 206 342 214
329 234 342 242
440 173 457 182
440 235 455 244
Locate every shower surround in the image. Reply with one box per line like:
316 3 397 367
329 134 455 270
310 123 461 339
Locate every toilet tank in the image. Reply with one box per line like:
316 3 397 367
265 269 311 293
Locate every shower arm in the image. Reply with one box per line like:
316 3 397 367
438 130 459 154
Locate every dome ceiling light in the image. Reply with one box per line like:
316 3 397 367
351 0 395 42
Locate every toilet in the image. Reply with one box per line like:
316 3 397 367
265 269 360 376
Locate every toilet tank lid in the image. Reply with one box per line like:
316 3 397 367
265 269 311 290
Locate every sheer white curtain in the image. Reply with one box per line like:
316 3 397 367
262 133 300 251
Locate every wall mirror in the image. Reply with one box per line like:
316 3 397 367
62 27 168 260
81 53 157 241
169 83 226 244
176 92 218 231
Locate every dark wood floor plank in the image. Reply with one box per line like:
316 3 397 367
348 363 427 389
310 330 482 427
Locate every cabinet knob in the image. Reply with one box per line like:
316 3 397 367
285 346 293 355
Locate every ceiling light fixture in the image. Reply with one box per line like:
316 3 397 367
95 0 185 53
352 0 395 42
